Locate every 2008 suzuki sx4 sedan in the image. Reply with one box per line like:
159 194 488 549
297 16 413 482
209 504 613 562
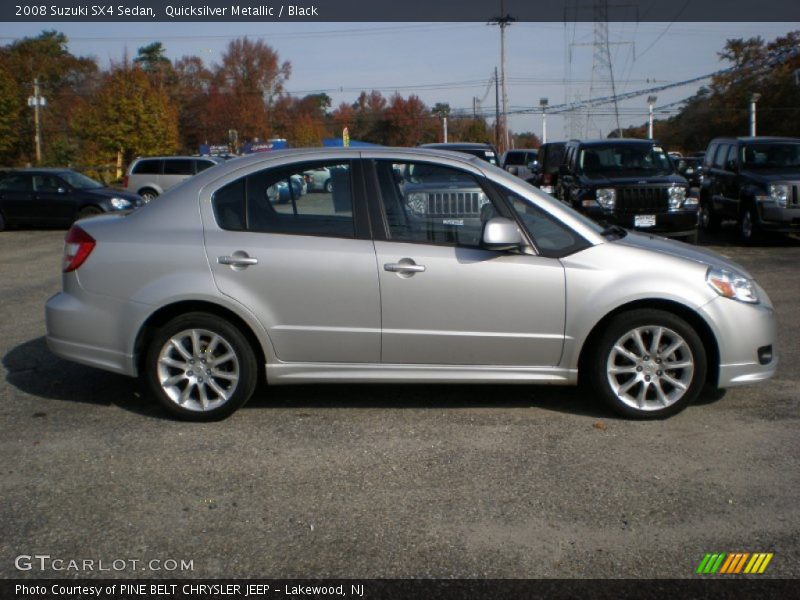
45 148 777 420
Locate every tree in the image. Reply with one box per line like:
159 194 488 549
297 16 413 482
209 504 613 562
0 63 21 162
512 131 541 149
384 94 438 146
134 41 174 90
173 55 214 151
75 63 178 167
212 37 291 142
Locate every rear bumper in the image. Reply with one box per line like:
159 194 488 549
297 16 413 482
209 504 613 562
46 335 135 376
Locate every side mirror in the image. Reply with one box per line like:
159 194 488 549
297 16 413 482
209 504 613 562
482 217 523 251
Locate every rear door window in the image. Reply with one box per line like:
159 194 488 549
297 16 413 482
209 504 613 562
163 159 194 176
713 144 729 169
132 159 161 175
0 173 32 192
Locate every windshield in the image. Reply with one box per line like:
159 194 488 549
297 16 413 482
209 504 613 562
578 143 674 177
60 171 104 189
742 143 800 169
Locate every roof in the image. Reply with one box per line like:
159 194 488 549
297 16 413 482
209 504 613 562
0 167 74 174
571 138 659 146
709 136 800 143
421 142 496 151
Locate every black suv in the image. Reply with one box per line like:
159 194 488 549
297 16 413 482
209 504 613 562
558 139 697 242
700 137 800 243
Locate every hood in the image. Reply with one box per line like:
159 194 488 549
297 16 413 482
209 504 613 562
615 231 752 278
580 173 687 186
84 187 144 203
740 169 800 183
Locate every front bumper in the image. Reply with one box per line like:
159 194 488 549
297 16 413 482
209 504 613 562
757 201 800 232
583 206 698 237
699 294 778 388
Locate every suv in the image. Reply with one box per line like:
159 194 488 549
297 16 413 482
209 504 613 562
125 156 224 201
559 139 697 242
530 141 567 194
700 137 800 243
419 143 499 166
501 149 538 180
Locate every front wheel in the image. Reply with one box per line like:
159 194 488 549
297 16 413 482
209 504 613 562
698 199 720 233
739 205 761 244
588 309 707 419
324 179 333 193
144 312 258 420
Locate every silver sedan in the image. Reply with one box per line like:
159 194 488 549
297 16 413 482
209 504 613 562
45 147 777 420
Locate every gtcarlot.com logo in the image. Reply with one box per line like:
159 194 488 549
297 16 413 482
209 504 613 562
696 552 774 575
15 554 194 572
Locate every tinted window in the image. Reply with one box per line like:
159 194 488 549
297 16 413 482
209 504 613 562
375 160 497 249
742 142 800 168
504 152 526 166
0 173 32 192
163 159 194 175
543 144 566 172
725 145 739 170
712 144 729 168
132 159 161 175
503 187 588 257
577 143 673 177
195 159 217 173
704 143 718 168
33 174 64 192
212 161 354 238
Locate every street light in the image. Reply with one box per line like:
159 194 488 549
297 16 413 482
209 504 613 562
647 95 657 139
750 93 761 137
540 97 549 144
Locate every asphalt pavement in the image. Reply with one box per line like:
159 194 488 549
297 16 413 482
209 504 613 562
1 227 798 579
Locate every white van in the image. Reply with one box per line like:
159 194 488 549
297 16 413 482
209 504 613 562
124 156 224 201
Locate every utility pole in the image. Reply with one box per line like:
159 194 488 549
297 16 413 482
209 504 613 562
28 77 46 164
749 93 761 137
494 67 500 149
540 97 549 143
647 95 657 139
491 1 515 152
443 116 448 143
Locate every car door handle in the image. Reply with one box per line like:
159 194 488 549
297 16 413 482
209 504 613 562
384 262 426 273
218 255 258 267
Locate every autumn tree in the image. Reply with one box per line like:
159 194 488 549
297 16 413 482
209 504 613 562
212 37 291 143
75 63 178 168
0 64 21 163
134 41 174 91
384 94 438 146
0 30 97 165
173 55 214 151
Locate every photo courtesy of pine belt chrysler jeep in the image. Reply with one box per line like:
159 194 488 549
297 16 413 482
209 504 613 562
45 147 777 421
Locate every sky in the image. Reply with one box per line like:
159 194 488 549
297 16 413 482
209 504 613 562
0 20 797 145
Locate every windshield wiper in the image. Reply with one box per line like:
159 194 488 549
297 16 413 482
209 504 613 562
601 224 628 239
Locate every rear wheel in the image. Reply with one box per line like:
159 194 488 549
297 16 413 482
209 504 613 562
139 188 158 202
144 312 258 421
324 179 333 193
588 309 707 419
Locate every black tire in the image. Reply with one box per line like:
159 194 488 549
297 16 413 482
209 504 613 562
139 188 159 202
144 312 258 421
0 211 5 232
77 206 103 221
698 197 720 233
324 179 333 193
587 309 707 419
738 204 761 245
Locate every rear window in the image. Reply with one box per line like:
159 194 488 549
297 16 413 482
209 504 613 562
0 173 31 192
132 160 161 175
195 160 217 173
504 152 527 166
163 159 194 175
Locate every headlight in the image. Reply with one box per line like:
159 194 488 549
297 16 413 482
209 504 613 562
706 267 759 304
109 197 132 210
768 183 790 208
596 188 616 209
667 185 687 209
406 192 427 216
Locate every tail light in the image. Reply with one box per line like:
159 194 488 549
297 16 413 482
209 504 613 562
122 175 129 188
543 173 552 185
63 225 96 272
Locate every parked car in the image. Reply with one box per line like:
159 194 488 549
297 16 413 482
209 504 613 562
559 139 698 242
530 141 567 194
699 136 800 243
46 147 776 421
419 142 499 166
124 156 224 201
0 168 143 230
501 148 538 180
303 166 334 193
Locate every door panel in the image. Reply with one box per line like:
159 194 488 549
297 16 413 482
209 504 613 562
375 241 566 366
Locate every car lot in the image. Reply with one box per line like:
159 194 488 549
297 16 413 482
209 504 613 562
1 228 799 578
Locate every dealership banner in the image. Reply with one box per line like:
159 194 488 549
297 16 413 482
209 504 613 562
3 579 798 600
3 0 800 22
